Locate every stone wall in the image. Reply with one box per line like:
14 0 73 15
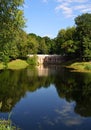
28 55 63 64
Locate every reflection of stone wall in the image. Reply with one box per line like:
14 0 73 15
36 65 49 76
28 55 63 64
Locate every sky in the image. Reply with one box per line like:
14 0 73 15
23 0 91 38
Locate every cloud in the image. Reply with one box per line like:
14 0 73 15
42 0 91 17
55 3 73 17
55 0 91 18
56 0 88 3
54 102 85 126
41 102 85 127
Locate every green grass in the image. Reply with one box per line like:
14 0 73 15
67 62 91 72
0 59 29 70
0 62 3 70
0 119 19 130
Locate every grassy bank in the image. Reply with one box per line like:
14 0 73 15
0 59 29 70
0 119 19 130
66 61 91 72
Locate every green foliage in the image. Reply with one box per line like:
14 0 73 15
55 13 91 61
43 36 55 54
68 62 91 72
55 27 77 56
38 39 48 54
27 55 38 65
0 52 10 69
83 37 91 60
84 64 91 70
0 0 25 60
75 13 91 38
0 119 20 130
27 34 55 55
75 13 91 60
61 40 77 55
2 55 10 69
27 34 39 54
0 6 91 63
16 30 28 59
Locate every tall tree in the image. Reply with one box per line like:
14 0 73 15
0 0 25 60
75 13 91 60
27 33 39 54
55 29 66 54
56 27 77 57
38 38 48 54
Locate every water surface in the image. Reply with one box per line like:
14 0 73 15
0 65 91 130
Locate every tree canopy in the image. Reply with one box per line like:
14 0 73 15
0 0 25 61
0 5 91 63
75 13 91 60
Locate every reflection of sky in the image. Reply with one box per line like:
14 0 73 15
40 101 86 128
0 84 89 130
54 102 84 126
12 85 88 130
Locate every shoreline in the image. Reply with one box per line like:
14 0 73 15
65 61 91 73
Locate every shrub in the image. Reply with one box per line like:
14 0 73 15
27 55 38 65
3 55 10 69
84 64 91 70
0 52 10 69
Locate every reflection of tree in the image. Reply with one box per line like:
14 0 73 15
54 71 91 117
0 69 28 112
1 66 91 117
0 67 54 112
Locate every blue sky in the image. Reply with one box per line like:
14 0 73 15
23 0 91 38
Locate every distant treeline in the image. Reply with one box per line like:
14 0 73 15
0 0 91 62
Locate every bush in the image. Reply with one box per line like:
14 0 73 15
84 64 91 70
3 55 10 69
0 52 10 69
27 55 38 65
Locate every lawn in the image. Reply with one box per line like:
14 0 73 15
0 119 19 130
67 62 91 72
0 59 29 70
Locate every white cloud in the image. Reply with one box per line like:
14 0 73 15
81 8 91 13
54 102 85 126
56 0 88 3
42 0 91 18
55 3 73 17
74 5 86 10
55 0 91 18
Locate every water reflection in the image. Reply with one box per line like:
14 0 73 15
0 65 91 129
55 71 91 117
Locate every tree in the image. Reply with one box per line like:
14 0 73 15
0 0 25 60
61 40 77 57
55 29 66 54
27 33 39 54
16 30 28 59
42 36 54 54
61 27 77 57
55 27 77 57
38 38 48 54
83 37 91 61
75 13 91 60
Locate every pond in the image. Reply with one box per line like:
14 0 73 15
0 65 91 130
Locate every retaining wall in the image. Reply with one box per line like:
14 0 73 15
28 54 64 64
